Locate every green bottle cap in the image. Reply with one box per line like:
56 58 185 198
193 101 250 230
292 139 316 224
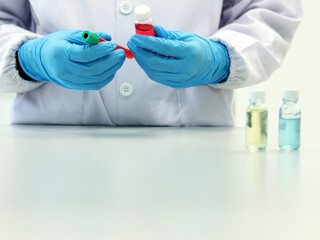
82 31 100 45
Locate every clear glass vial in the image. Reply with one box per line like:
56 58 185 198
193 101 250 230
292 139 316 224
246 91 268 151
279 90 301 151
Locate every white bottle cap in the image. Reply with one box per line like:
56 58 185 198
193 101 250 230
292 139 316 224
249 90 266 100
282 90 299 100
135 4 151 21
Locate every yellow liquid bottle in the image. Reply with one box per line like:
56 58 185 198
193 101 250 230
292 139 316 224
246 91 268 151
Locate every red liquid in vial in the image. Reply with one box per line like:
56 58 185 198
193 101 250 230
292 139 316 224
135 23 155 36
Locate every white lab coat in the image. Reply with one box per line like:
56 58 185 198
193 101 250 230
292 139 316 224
0 0 303 126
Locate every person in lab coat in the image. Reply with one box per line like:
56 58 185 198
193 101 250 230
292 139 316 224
0 0 303 126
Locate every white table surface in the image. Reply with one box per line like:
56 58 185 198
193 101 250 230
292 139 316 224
0 125 320 240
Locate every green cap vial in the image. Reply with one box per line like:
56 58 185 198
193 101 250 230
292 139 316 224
81 31 100 45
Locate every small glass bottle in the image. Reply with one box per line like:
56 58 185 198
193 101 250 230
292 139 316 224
246 91 268 151
279 90 301 151
134 4 155 36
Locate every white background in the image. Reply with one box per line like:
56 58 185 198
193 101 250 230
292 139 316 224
0 0 319 129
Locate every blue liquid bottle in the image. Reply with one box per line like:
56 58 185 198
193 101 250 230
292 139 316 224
279 90 301 151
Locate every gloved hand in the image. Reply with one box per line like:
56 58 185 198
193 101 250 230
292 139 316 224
127 25 230 88
18 30 126 90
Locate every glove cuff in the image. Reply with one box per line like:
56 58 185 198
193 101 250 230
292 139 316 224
17 40 49 82
15 51 37 81
207 41 230 84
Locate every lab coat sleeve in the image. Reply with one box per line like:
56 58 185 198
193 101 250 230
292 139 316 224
0 0 44 93
211 0 303 89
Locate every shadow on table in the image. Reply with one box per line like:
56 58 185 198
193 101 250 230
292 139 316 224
9 125 235 139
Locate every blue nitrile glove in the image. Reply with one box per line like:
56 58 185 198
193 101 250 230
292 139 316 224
127 25 230 88
18 30 126 90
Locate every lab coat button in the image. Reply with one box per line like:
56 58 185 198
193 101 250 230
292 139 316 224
119 1 133 15
120 82 133 97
